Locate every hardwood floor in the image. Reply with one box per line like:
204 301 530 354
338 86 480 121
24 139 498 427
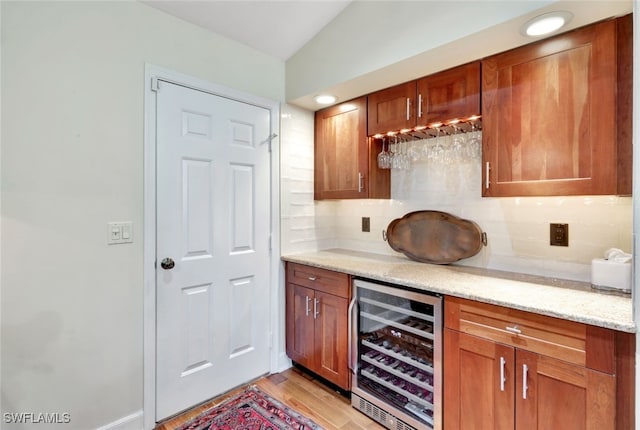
156 366 385 430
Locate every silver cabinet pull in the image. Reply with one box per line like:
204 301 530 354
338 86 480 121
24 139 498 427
506 325 522 335
348 297 358 373
500 356 506 392
522 364 529 399
313 298 320 319
305 296 311 316
308 276 317 281
418 94 423 118
485 161 491 189
358 172 364 193
406 97 411 121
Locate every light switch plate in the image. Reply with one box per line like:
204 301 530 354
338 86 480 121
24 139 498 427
107 222 133 245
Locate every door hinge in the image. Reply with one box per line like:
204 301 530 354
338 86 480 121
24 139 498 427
268 234 272 251
151 77 160 92
266 133 277 152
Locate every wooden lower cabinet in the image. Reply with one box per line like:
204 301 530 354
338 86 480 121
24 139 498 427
444 296 622 430
313 290 349 386
514 351 615 430
285 263 351 390
444 329 514 430
286 284 315 368
445 329 615 430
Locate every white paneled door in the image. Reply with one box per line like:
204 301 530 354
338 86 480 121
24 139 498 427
155 81 272 420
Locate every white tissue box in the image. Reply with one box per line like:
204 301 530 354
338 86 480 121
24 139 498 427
591 258 632 292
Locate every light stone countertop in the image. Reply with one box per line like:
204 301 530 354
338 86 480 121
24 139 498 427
282 249 635 333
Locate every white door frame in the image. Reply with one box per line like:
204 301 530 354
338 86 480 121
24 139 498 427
143 64 281 430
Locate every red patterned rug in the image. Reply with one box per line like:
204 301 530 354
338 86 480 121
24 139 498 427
176 385 324 430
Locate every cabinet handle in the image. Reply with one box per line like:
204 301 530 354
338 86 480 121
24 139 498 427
522 364 529 400
505 325 522 335
358 172 364 193
500 356 506 392
313 298 320 319
485 161 491 189
348 297 358 373
406 97 411 121
305 296 311 316
418 94 423 118
308 276 317 281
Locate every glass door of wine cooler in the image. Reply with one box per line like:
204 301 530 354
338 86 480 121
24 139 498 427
350 279 442 430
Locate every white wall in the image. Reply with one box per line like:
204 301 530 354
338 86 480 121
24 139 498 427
344 137 632 281
280 129 632 282
286 0 632 110
2 0 637 428
280 104 337 255
286 0 549 101
1 2 284 429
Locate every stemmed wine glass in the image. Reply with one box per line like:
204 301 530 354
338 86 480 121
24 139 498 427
450 125 464 163
431 127 445 163
377 136 391 169
395 135 408 169
466 121 481 160
390 136 398 169
407 133 420 163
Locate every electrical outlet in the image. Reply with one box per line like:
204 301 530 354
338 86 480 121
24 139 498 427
361 217 371 232
550 223 568 247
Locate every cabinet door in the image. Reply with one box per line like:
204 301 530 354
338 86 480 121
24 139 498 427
313 291 350 389
314 97 369 199
515 350 615 430
367 81 416 135
285 283 315 368
482 20 617 197
444 329 514 430
417 62 480 125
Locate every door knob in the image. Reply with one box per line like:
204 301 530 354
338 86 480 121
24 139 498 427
160 257 175 270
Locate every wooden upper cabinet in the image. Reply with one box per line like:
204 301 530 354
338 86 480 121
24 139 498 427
367 63 481 136
315 97 390 200
482 18 630 197
367 81 416 136
417 62 481 125
315 97 368 199
616 14 633 196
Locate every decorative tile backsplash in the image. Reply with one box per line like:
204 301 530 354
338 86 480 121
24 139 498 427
280 105 632 282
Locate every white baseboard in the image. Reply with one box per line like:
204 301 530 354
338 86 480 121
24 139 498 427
277 352 292 373
95 410 144 430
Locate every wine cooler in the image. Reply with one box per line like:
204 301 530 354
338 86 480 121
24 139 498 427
350 279 442 430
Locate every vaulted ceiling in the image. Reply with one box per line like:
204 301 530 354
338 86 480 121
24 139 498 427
142 1 352 61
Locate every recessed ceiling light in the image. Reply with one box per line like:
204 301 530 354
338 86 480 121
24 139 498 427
522 11 573 37
314 95 337 105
